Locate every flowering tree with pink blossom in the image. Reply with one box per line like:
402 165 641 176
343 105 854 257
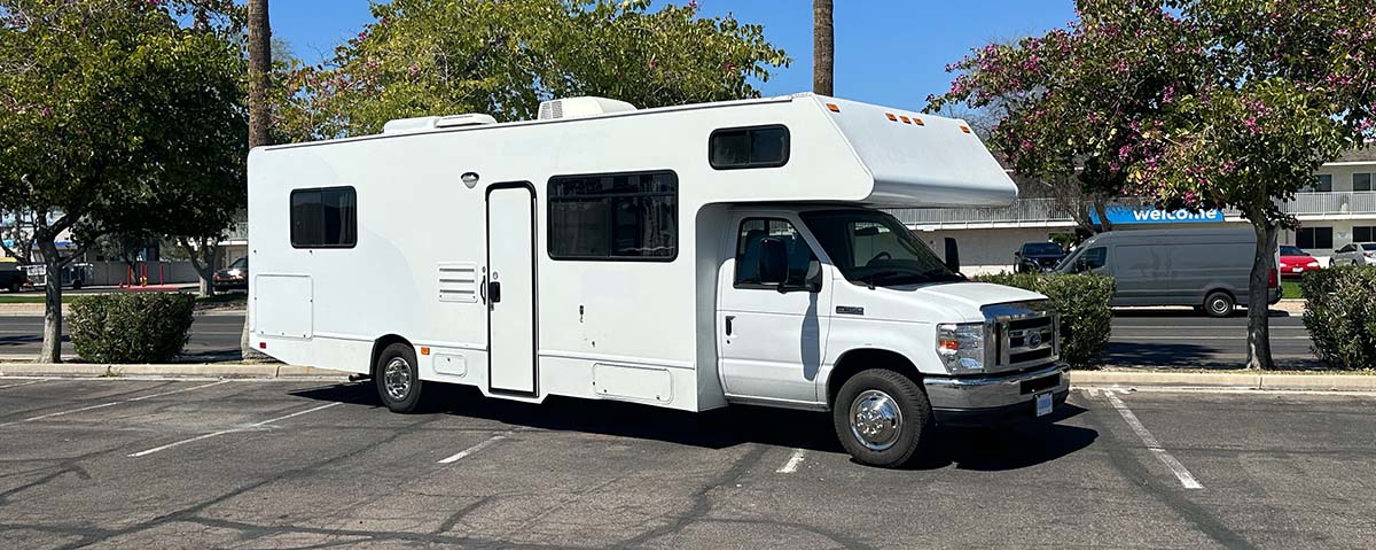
932 0 1376 370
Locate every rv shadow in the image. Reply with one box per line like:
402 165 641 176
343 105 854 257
291 383 1095 471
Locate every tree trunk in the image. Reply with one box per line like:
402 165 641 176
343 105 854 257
1245 220 1278 371
181 239 218 298
1091 199 1114 233
812 0 834 96
37 241 63 364
243 0 272 361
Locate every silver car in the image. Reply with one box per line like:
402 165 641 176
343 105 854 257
1332 242 1376 266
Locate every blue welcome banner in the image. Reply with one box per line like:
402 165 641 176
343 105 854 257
1088 205 1225 225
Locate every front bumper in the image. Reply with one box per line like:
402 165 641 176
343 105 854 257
924 362 1069 427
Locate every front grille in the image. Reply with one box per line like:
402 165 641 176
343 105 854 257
982 301 1059 372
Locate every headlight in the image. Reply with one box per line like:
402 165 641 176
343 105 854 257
937 323 986 374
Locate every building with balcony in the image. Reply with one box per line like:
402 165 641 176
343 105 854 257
893 148 1376 274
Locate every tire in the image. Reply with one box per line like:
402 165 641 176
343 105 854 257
375 342 425 413
6 282 18 293
832 369 933 468
1203 291 1235 318
71 279 82 290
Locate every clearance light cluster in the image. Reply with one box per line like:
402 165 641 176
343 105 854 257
882 111 926 127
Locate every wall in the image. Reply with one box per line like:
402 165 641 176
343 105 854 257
913 227 1070 275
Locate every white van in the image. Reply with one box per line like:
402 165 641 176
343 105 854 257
248 94 1068 467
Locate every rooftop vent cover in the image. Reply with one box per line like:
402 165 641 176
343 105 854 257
538 97 638 121
382 113 497 134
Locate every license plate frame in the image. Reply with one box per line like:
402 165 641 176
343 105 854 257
1035 392 1053 417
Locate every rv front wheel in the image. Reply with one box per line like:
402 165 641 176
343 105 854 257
375 343 425 413
832 369 932 468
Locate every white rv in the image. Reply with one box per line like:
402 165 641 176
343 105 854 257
248 94 1068 467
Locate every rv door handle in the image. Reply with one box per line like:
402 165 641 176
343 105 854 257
488 281 502 304
725 315 735 336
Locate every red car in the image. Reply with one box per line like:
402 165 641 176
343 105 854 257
1279 245 1321 277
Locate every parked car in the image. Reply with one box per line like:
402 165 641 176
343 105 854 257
1279 245 1322 277
0 263 27 292
1014 241 1067 273
1331 242 1376 266
213 256 248 291
1054 227 1281 317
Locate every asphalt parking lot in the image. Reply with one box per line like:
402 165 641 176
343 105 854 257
1 378 1373 548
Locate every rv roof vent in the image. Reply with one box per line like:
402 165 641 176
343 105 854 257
538 97 637 121
382 113 497 134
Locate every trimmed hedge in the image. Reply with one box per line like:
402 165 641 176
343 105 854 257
974 272 1116 369
1301 266 1376 370
69 293 196 364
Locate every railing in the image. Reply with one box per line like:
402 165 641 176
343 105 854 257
892 192 1376 227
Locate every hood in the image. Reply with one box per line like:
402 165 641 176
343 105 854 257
850 281 1047 324
912 282 1046 311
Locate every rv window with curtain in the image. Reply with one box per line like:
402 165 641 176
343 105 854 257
709 125 790 169
548 171 678 261
290 187 357 248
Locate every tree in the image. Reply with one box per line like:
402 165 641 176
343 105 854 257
1128 0 1376 370
812 0 833 96
0 0 246 362
930 0 1376 370
281 0 789 138
241 0 271 360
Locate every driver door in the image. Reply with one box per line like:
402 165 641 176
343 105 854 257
717 215 831 404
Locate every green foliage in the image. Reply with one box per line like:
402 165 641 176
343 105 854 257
1301 266 1376 370
278 0 791 139
974 272 1115 369
69 293 197 364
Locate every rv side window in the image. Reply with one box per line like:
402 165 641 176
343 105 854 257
709 125 790 170
290 187 357 248
548 171 678 261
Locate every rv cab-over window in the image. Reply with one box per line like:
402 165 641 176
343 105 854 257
709 125 790 170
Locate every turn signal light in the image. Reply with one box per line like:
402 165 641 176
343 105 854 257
826 103 841 112
960 125 972 134
886 113 898 122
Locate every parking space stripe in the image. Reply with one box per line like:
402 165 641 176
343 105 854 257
128 401 342 458
0 379 46 390
437 433 508 464
776 448 807 473
1105 392 1204 490
0 380 231 427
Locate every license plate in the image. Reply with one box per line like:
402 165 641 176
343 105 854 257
1035 392 1053 417
1291 267 1302 272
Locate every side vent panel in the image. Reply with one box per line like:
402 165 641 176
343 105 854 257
438 262 479 303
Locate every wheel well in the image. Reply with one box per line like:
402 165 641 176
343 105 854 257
370 334 413 375
826 348 921 409
1204 288 1236 304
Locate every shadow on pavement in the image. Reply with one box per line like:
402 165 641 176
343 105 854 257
290 382 1095 471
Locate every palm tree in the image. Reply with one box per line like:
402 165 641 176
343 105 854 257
813 0 834 96
242 0 271 360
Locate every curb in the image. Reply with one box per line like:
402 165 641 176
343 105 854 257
0 363 347 379
1071 371 1376 391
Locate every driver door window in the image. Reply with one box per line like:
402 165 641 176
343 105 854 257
1082 247 1107 270
735 218 820 291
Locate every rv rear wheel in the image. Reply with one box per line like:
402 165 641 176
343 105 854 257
832 369 932 468
1204 291 1235 318
375 343 425 413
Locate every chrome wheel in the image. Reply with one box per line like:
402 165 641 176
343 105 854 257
849 389 903 451
383 357 412 401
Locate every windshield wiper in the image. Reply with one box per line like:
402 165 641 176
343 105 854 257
854 270 924 289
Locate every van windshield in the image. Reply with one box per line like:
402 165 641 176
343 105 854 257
801 210 962 287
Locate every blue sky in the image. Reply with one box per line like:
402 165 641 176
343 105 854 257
267 0 1076 112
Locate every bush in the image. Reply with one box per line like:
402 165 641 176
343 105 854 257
69 293 196 364
1301 266 1376 370
974 272 1115 369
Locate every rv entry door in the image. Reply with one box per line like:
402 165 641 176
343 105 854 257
486 184 538 395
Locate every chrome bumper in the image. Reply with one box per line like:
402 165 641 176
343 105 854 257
924 363 1069 411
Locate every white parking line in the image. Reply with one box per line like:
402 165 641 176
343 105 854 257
0 379 45 390
438 433 508 464
129 401 342 458
0 380 230 427
776 448 807 473
1104 392 1203 489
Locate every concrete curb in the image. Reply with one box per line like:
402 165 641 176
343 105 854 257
1072 370 1376 391
0 363 346 379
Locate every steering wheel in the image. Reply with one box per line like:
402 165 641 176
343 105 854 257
865 252 892 267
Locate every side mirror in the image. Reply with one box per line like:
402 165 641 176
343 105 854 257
944 237 961 274
758 238 789 286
